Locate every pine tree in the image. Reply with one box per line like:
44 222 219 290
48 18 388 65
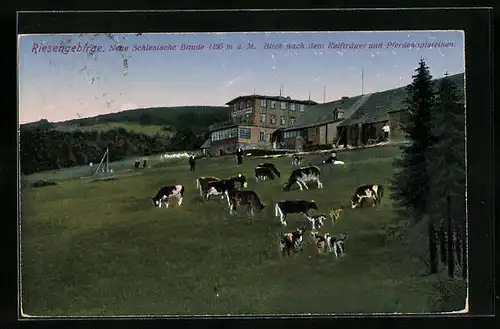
427 72 466 278
390 58 436 219
390 58 437 275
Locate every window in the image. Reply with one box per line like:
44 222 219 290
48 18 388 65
290 117 296 125
260 113 267 123
271 101 276 109
270 114 276 124
260 99 267 108
300 104 306 112
239 102 244 110
289 103 296 111
280 116 286 125
281 102 287 110
246 99 251 107
238 127 251 139
233 104 238 111
284 130 298 139
259 132 266 141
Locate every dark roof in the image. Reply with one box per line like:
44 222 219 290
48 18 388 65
283 94 372 131
200 139 211 149
338 72 465 127
225 94 317 106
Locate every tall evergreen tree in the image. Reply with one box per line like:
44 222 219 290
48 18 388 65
390 58 436 219
390 58 437 275
427 72 466 278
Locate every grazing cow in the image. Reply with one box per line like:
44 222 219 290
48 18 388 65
274 200 318 227
188 155 196 171
351 184 384 208
254 163 280 181
328 207 344 225
279 227 306 257
292 155 303 166
205 174 248 205
152 185 185 208
226 189 265 216
310 232 348 257
283 166 323 191
196 176 219 196
325 233 348 258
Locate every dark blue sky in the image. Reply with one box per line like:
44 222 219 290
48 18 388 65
19 31 464 123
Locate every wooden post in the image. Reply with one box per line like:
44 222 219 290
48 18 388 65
439 222 447 265
427 215 438 274
447 193 454 278
462 221 467 279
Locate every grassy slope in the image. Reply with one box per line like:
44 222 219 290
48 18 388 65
20 146 466 316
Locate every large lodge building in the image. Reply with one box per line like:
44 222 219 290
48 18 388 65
206 73 464 154
208 95 317 154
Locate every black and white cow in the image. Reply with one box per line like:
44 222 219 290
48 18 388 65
351 184 384 208
279 227 307 257
274 200 322 228
254 162 280 181
226 189 265 216
205 174 248 205
152 185 185 208
325 233 348 258
196 176 219 196
283 166 323 191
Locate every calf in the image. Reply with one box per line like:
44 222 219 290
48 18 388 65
325 233 348 258
310 231 328 254
254 163 280 181
351 184 384 208
291 155 303 166
283 166 323 191
274 200 318 227
205 174 248 205
328 207 344 225
152 185 185 208
226 189 265 216
279 227 306 258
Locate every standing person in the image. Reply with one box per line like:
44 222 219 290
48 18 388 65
236 147 243 166
382 122 390 141
188 154 196 171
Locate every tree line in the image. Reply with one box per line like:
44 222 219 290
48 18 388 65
390 59 466 279
20 127 208 175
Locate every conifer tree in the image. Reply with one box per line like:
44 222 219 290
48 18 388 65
390 58 436 219
390 58 437 274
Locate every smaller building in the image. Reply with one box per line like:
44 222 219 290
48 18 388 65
199 138 211 155
281 93 372 150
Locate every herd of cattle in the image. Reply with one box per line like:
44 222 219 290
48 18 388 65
151 153 384 258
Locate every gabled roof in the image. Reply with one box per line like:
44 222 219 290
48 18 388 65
200 139 211 149
283 94 370 131
338 72 465 127
225 94 317 106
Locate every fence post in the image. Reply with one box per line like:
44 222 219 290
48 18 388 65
447 192 454 278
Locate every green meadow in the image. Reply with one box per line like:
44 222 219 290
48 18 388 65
20 145 466 316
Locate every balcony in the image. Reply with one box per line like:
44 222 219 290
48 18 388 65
209 120 236 131
209 120 257 131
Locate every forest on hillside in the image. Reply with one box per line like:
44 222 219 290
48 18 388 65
20 106 230 175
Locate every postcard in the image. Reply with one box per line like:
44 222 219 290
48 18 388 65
18 30 467 317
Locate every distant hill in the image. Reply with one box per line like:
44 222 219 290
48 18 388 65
21 106 231 135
